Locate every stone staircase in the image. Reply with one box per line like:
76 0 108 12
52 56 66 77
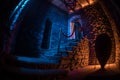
1 39 77 71
0 37 89 80
39 39 78 64
60 40 78 56
1 55 68 80
59 37 89 71
33 37 89 71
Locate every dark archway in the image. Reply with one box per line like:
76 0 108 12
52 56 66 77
95 34 112 70
41 18 52 49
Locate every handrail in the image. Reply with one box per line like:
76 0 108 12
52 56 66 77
61 26 75 38
57 27 76 56
57 28 62 56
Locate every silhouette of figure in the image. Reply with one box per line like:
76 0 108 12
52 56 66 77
95 34 112 71
74 21 83 41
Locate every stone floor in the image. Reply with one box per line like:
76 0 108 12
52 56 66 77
63 63 120 80
0 63 120 80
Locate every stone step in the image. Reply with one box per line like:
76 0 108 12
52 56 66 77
60 51 68 57
3 65 68 79
67 51 73 55
66 51 73 59
61 56 70 60
5 55 60 69
60 56 70 65
65 46 73 51
67 39 77 42
72 46 78 50
39 39 78 58
41 54 61 60
69 42 78 46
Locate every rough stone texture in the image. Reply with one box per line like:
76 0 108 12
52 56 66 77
12 2 68 57
59 37 89 70
59 1 119 70
11 1 51 57
44 4 68 49
8 0 120 70
80 2 115 65
99 0 120 69
70 37 89 70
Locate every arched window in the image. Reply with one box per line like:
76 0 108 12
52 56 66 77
41 18 52 49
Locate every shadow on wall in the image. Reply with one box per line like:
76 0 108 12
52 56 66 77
95 34 112 70
41 18 52 49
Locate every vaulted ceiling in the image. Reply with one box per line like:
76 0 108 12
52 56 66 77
51 0 68 12
51 0 96 13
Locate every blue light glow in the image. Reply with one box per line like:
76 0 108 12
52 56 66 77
10 0 29 30
16 56 60 64
10 0 25 19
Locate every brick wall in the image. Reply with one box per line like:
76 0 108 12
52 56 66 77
59 37 89 70
99 0 120 68
79 2 115 65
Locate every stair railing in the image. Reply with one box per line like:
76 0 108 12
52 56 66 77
57 28 62 56
57 27 75 56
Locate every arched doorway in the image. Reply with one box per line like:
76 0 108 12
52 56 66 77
68 15 83 40
74 21 83 41
95 34 112 69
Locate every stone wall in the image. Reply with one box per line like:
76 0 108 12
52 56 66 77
60 2 117 70
12 0 51 57
80 2 115 65
99 0 120 69
12 1 68 57
44 4 68 49
70 37 89 70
